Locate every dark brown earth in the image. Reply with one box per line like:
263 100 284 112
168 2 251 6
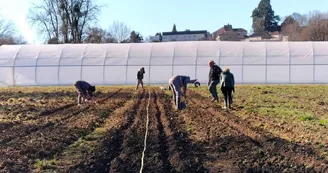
0 87 327 173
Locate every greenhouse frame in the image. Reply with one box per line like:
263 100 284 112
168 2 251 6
0 41 328 86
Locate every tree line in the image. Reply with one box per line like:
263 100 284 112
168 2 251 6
252 0 328 41
0 0 143 45
27 0 143 44
1 0 328 45
0 15 27 45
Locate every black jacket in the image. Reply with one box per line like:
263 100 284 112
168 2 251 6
74 80 95 97
208 64 222 82
220 69 235 89
137 70 145 80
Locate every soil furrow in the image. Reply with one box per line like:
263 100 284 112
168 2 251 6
160 89 210 172
187 90 325 172
153 90 174 173
65 89 146 173
109 89 149 172
139 89 174 173
0 89 121 146
0 91 131 172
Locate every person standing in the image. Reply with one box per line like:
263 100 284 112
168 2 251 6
136 67 145 90
220 68 235 110
168 75 197 110
208 60 222 102
73 80 96 105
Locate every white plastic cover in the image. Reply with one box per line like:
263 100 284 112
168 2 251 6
1 41 328 86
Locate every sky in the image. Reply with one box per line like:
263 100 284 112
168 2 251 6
1 0 328 44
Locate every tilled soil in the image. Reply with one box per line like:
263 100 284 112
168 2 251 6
187 90 328 172
1 87 327 173
0 89 131 172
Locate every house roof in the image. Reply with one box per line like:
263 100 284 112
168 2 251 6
212 26 247 36
212 28 225 35
233 28 247 32
162 30 208 36
269 31 280 35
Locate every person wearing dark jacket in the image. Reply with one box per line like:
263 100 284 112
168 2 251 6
220 68 235 109
208 60 223 102
73 80 96 105
168 75 197 110
136 67 145 90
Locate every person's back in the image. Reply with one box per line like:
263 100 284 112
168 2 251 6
220 69 235 88
220 68 235 109
75 80 92 90
168 75 196 110
73 80 96 105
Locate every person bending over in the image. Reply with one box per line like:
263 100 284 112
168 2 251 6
168 75 197 110
73 80 96 105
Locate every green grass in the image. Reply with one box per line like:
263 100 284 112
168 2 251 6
194 85 328 123
33 159 56 170
192 84 328 149
319 119 328 127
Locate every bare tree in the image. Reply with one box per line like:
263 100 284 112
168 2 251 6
281 16 302 41
282 23 301 41
108 21 131 43
0 15 27 45
28 0 103 43
291 12 308 27
300 26 310 41
28 0 61 43
84 27 117 43
0 17 15 38
307 11 328 41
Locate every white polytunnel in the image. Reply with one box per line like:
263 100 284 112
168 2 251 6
0 41 328 86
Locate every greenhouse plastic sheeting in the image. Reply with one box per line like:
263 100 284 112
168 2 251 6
0 41 328 86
